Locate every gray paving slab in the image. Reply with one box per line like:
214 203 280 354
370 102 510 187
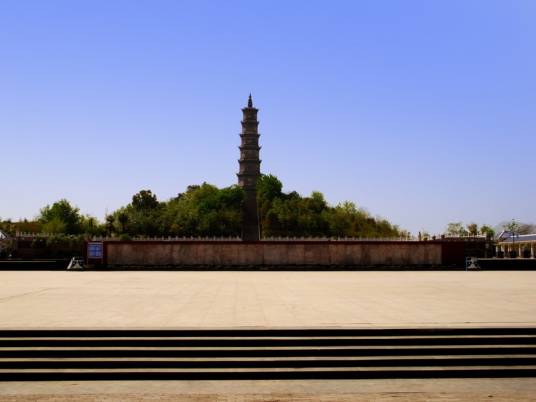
0 271 534 329
1 379 536 401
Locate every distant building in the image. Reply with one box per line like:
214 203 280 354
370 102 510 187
496 231 536 258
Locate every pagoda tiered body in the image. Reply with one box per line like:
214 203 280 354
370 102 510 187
237 95 261 241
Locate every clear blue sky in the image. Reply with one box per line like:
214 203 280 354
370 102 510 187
1 0 534 234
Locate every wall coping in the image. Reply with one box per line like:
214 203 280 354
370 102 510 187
96 240 473 246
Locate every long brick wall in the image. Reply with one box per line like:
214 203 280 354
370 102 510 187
101 240 448 267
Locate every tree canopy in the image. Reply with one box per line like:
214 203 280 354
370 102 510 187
444 222 496 238
37 199 101 235
2 174 416 238
88 176 408 238
106 184 243 237
7 177 536 241
256 175 404 238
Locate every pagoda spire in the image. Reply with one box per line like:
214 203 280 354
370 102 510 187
237 94 261 241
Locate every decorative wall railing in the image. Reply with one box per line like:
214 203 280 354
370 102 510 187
11 232 488 243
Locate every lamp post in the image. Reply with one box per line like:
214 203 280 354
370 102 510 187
511 232 516 258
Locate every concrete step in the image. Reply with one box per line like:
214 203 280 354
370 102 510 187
1 356 536 369
4 365 536 372
1 335 534 347
2 345 536 358
2 328 536 380
1 328 536 337
4 354 536 361
4 333 536 340
1 366 536 380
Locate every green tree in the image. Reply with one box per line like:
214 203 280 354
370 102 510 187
110 190 163 236
504 219 520 234
39 199 82 234
104 175 405 239
480 224 495 238
132 190 159 211
257 174 283 202
117 211 129 234
160 183 243 237
105 215 115 236
80 215 103 236
466 223 479 236
41 217 67 234
256 175 403 239
446 222 466 237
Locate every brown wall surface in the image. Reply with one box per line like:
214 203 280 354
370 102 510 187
13 238 85 259
103 241 444 267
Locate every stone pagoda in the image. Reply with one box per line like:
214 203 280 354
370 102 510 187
237 94 261 241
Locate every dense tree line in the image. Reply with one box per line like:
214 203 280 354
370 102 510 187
444 222 495 238
107 184 243 237
3 177 535 241
443 220 536 239
256 175 404 238
0 175 409 239
104 176 405 238
0 199 100 236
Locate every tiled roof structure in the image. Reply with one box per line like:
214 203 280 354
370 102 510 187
497 230 536 243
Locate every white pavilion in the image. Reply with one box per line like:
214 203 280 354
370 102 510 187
496 231 536 258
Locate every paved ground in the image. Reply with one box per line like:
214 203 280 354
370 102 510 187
0 270 535 328
1 271 535 400
1 379 536 401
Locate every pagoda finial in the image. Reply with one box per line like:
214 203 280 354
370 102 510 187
247 93 253 108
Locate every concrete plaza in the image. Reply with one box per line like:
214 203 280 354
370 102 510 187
2 378 536 401
0 270 535 328
1 270 536 401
